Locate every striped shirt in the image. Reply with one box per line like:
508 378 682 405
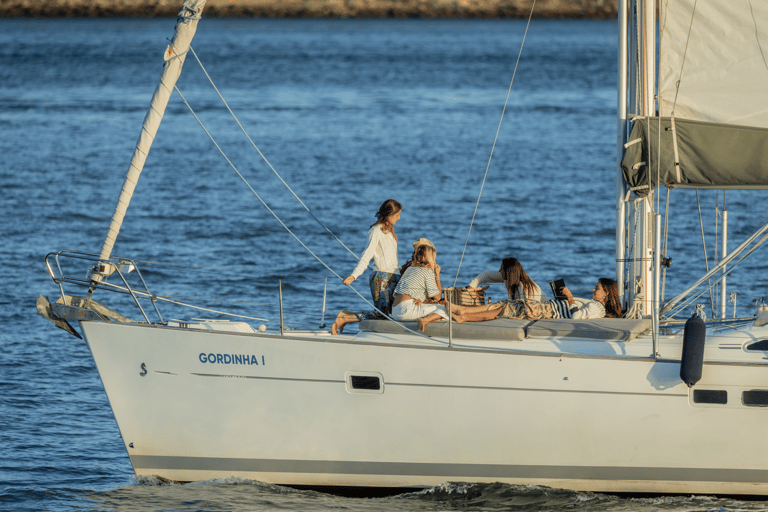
549 299 606 319
394 265 439 302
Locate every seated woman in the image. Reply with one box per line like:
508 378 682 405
391 243 449 332
560 278 623 319
452 277 622 323
467 257 543 301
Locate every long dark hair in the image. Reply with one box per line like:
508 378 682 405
500 257 536 300
598 278 623 318
371 199 401 241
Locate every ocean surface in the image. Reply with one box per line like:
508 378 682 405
2 17 768 511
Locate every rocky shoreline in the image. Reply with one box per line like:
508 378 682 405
1 0 618 19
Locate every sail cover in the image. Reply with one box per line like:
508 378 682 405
621 117 768 194
622 0 768 195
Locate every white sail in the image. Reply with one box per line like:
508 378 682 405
659 0 768 128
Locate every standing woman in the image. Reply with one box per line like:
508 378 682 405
331 199 402 335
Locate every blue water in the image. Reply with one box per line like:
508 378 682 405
2 17 768 511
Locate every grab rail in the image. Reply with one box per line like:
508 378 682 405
44 250 163 324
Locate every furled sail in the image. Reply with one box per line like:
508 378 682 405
621 0 768 196
98 0 206 268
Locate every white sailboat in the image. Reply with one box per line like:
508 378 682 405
38 0 768 495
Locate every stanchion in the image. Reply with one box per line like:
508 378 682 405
447 298 453 348
279 280 284 336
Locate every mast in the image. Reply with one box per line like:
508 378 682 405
622 0 656 318
615 0 628 302
95 0 206 277
639 0 656 318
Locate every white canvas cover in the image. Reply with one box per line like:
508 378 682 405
99 0 206 264
659 0 768 128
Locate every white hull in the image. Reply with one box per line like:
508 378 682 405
81 319 768 495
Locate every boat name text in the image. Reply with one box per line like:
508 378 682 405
199 353 265 365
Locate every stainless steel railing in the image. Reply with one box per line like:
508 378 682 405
44 250 163 324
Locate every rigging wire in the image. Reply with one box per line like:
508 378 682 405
172 85 441 343
156 295 270 322
186 45 358 260
452 0 536 287
136 259 330 278
658 0 705 316
669 0 699 116
136 259 266 274
695 190 716 316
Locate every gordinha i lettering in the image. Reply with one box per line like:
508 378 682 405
199 353 265 365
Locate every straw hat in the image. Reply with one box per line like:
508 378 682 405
412 238 436 251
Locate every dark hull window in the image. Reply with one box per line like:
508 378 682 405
693 389 727 405
743 390 768 407
350 376 381 391
746 339 768 351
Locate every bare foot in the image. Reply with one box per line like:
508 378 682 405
331 312 346 335
331 311 357 335
418 318 428 332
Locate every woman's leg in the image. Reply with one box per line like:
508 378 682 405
370 271 398 316
418 313 443 332
331 310 359 335
451 307 504 323
451 302 502 314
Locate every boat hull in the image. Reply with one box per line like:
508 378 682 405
81 321 768 495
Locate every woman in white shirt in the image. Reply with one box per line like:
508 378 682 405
559 278 623 319
331 199 402 335
467 257 542 301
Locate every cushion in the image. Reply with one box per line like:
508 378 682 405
359 318 532 341
526 318 652 341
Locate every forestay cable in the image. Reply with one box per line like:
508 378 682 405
174 85 442 343
187 45 358 259
453 0 536 287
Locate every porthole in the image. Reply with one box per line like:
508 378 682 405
743 390 768 407
345 371 384 394
746 340 768 351
351 376 380 390
693 389 727 405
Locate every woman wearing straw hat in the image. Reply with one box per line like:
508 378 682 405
391 240 450 332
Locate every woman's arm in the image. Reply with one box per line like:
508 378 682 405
562 287 605 319
467 270 503 288
570 301 606 319
529 282 543 301
347 227 381 282
424 266 442 302
427 264 443 302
